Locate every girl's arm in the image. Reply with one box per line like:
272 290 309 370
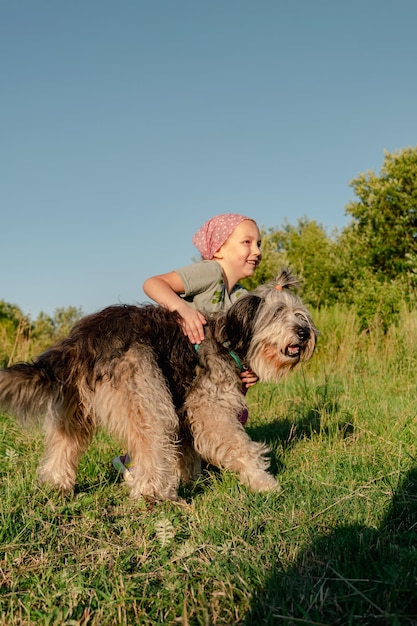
143 272 207 344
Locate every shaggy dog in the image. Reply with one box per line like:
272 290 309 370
0 269 317 501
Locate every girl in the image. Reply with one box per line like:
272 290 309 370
113 213 262 476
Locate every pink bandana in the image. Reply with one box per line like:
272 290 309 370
192 213 252 260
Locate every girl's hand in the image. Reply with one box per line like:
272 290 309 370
240 369 258 389
179 308 207 344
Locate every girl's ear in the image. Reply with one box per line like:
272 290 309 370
212 246 224 260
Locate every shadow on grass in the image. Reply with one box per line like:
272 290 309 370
244 468 417 625
246 378 355 476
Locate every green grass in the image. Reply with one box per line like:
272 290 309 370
1 306 417 624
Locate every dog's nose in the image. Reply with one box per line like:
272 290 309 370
297 327 310 342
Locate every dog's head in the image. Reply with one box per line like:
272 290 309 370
223 269 318 383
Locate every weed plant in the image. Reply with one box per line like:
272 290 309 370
1 304 417 624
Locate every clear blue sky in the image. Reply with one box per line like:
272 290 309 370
2 0 416 318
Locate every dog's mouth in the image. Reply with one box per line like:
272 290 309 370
285 343 301 358
284 326 312 358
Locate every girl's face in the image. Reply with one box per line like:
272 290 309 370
214 219 262 279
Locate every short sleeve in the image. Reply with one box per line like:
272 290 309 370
175 260 247 312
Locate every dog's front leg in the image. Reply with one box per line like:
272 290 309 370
185 387 279 493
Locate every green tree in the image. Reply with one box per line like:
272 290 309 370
276 218 345 308
32 306 83 346
0 300 26 330
344 146 417 281
243 218 344 308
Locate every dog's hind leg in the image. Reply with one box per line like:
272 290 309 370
124 392 180 501
99 357 181 501
186 388 279 493
126 408 180 502
38 401 92 492
176 413 202 484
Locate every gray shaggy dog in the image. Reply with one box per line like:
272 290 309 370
0 269 317 501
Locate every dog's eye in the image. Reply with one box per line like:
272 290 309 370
295 312 308 324
273 307 283 318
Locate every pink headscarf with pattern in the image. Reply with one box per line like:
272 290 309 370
192 213 253 260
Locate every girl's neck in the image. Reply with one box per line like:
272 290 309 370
214 260 238 294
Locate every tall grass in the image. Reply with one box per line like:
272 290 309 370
1 304 417 624
0 317 34 368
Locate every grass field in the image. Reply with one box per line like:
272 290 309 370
1 306 417 625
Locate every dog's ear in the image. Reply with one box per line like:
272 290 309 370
274 268 299 291
224 294 263 353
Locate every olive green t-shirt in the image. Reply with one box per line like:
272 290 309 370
175 260 247 313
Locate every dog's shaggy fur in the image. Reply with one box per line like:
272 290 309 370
0 269 317 501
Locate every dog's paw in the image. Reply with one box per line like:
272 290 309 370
247 471 280 493
38 465 76 493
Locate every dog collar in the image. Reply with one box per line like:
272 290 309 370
194 343 244 372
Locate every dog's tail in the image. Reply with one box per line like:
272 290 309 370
0 362 58 424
